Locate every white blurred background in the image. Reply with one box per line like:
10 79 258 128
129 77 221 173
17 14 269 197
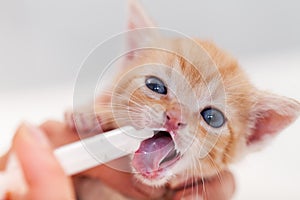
0 0 299 199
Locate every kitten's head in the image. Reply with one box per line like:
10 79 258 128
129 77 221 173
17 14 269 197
105 0 300 186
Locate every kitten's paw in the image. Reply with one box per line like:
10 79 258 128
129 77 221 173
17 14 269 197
64 109 103 134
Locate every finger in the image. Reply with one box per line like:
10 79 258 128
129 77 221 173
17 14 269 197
0 151 10 171
1 120 69 171
13 123 75 200
40 120 79 148
172 170 235 200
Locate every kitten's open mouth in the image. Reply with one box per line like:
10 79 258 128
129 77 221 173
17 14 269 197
132 131 181 179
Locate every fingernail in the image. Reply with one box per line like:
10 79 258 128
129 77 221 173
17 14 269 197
23 122 50 147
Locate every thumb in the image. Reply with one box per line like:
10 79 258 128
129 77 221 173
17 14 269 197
13 123 75 200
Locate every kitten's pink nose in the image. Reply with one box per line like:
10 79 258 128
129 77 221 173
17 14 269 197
164 107 187 131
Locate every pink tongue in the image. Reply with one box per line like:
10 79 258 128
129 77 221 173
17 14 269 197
132 133 175 174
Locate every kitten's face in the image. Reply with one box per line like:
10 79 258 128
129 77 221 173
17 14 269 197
108 38 252 186
94 0 299 188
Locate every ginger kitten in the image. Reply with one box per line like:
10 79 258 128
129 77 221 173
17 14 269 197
66 0 300 199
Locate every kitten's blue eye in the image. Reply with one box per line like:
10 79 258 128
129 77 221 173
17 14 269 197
145 76 167 95
201 107 225 128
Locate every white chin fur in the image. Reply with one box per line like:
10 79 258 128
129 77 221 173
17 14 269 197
134 172 173 187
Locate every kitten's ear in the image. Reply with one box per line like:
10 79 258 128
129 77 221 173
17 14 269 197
127 0 156 30
125 0 159 54
247 91 300 150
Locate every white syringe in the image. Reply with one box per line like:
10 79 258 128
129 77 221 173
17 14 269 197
0 126 154 199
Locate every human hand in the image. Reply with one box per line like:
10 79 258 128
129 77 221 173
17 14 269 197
41 120 235 200
40 120 166 199
0 120 234 200
1 121 235 200
0 123 75 200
